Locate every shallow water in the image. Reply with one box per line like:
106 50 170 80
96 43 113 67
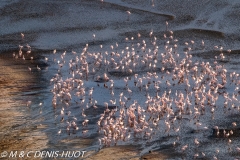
1 0 240 160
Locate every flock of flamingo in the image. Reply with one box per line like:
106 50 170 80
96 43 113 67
14 22 240 159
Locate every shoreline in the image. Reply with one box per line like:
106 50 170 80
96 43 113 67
0 50 48 155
